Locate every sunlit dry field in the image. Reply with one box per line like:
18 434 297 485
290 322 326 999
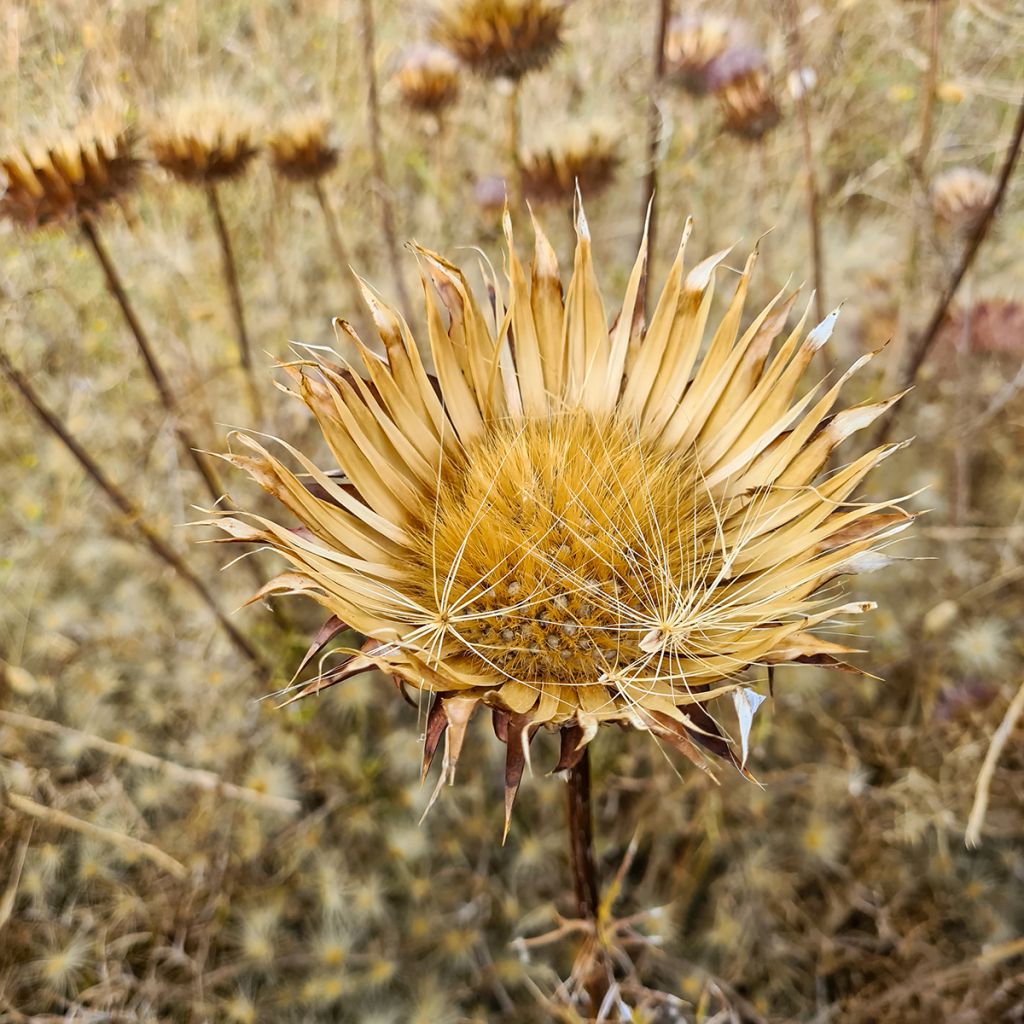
2 1 1023 1021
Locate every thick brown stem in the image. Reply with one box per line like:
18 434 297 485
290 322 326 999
566 749 600 922
358 0 413 322
0 344 268 674
872 90 1024 447
204 181 262 420
637 0 671 306
80 217 226 504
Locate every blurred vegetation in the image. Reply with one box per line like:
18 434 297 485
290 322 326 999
1 0 1023 1021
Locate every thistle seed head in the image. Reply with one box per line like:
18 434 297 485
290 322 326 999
268 110 339 182
519 129 619 203
665 13 739 96
706 46 780 140
394 45 461 113
932 166 996 232
148 97 258 184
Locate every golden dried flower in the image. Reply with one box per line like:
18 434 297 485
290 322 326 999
932 167 995 231
0 112 140 229
394 45 461 113
268 111 339 182
706 46 780 140
432 0 566 80
664 13 736 96
208 209 910 831
148 98 258 184
519 130 619 203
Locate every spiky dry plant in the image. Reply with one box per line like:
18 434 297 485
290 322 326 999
664 13 738 96
267 111 339 182
394 45 461 113
147 97 258 184
206 206 911 834
932 167 996 232
432 0 566 80
706 46 781 140
519 130 620 203
0 111 139 229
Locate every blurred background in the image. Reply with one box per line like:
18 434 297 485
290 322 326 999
1 1 1022 1021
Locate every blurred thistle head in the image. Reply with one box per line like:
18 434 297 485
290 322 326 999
519 129 619 203
432 0 566 80
394 45 461 113
706 46 780 140
664 13 739 96
0 110 139 230
267 110 339 183
932 167 995 232
147 97 258 184
474 173 509 219
942 299 1024 358
208 204 911 832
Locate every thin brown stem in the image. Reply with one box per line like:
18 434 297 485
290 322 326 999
79 217 226 504
311 179 368 334
204 181 262 420
358 0 413 322
0 343 268 674
505 80 522 206
872 90 1024 447
638 0 671 307
783 0 835 376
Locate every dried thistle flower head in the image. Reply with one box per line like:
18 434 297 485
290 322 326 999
706 46 780 140
394 45 461 113
519 130 620 203
0 111 139 229
148 98 258 184
665 13 738 96
932 167 996 231
267 111 339 182
208 207 910 831
432 0 566 80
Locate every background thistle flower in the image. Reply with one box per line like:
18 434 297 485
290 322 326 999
706 46 781 140
394 45 461 113
208 206 910 833
432 0 566 80
147 97 259 184
267 111 339 182
0 114 139 230
519 129 620 203
932 166 997 231
664 13 738 96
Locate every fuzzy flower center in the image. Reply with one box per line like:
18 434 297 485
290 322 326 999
408 412 721 686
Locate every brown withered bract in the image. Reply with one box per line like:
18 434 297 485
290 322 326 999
664 13 739 96
394 45 461 113
519 130 619 203
432 0 566 80
147 98 259 184
267 111 339 183
932 167 996 232
0 112 140 229
205 205 911 835
706 46 781 140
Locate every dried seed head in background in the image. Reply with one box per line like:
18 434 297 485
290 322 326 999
268 111 339 183
664 13 738 96
394 45 461 113
519 129 619 203
941 299 1024 358
148 98 259 184
932 167 996 232
207 207 911 832
432 0 566 80
0 112 140 229
706 46 781 140
473 173 508 218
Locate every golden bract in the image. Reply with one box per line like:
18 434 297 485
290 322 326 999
519 131 619 203
268 112 339 182
394 45 461 113
0 113 139 229
432 0 566 80
208 207 910 830
148 99 258 184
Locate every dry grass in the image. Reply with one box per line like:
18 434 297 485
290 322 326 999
1 1 1023 1021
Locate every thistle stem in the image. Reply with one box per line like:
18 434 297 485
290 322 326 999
0 343 268 675
311 179 367 333
79 216 226 505
204 180 262 420
505 80 521 205
358 0 413 323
